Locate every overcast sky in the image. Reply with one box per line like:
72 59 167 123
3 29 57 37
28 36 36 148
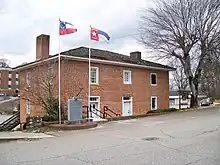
0 0 154 67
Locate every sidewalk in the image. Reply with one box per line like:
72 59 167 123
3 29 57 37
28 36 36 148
0 131 53 141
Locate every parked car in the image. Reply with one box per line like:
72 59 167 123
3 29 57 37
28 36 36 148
200 98 211 106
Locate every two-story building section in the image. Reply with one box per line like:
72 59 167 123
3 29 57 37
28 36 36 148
0 61 19 96
14 34 174 125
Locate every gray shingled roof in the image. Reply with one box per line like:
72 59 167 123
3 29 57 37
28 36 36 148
61 47 174 70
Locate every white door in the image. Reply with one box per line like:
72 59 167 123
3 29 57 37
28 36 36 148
122 96 132 116
90 96 100 120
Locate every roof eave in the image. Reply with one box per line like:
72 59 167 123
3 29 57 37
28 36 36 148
13 54 175 72
12 55 58 71
62 55 175 71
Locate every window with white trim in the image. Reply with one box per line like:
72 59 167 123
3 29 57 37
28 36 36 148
90 67 99 84
123 70 131 84
26 72 31 86
16 73 19 79
150 73 157 85
151 96 157 110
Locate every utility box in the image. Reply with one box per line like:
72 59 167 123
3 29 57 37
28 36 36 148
67 98 82 121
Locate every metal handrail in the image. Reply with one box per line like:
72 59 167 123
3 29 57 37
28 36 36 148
83 105 120 119
0 111 20 127
103 106 120 118
89 105 105 119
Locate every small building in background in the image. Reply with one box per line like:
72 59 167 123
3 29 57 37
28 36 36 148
0 61 19 96
169 90 208 109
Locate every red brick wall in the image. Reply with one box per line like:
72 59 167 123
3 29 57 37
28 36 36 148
0 70 9 89
0 69 19 95
62 60 169 116
19 58 170 123
19 60 59 124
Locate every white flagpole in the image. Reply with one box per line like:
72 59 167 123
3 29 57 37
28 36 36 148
58 18 62 124
88 26 91 114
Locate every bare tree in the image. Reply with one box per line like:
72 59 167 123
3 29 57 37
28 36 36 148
200 49 220 99
0 58 10 68
170 59 188 109
19 60 84 121
19 61 60 120
138 0 220 107
170 60 188 91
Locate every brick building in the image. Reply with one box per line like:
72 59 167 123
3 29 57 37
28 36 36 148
0 62 19 96
14 34 174 125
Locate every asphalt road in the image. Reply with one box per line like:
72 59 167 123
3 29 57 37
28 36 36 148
0 108 220 165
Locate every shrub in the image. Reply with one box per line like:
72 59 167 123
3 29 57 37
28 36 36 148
42 97 65 122
147 108 177 114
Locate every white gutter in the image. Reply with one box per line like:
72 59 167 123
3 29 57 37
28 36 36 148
62 55 174 71
13 55 58 71
0 68 12 71
13 54 174 71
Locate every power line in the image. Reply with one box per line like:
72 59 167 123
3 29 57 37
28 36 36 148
1 32 143 55
69 32 142 50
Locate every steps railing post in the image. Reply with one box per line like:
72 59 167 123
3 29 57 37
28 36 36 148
89 105 92 118
103 106 106 119
86 106 89 119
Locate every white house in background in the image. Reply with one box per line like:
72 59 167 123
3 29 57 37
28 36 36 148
169 91 208 109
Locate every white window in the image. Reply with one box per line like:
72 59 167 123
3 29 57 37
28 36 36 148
123 70 131 84
16 73 19 79
8 81 11 85
150 73 157 86
151 96 157 110
90 67 99 84
16 81 19 86
26 98 30 114
8 73 11 78
26 72 31 86
48 67 53 84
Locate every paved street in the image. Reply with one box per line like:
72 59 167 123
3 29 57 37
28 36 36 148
0 108 220 165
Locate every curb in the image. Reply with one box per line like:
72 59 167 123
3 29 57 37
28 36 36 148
0 137 43 142
0 132 54 142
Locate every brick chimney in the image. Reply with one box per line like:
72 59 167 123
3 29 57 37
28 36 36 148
130 51 141 61
36 34 50 60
